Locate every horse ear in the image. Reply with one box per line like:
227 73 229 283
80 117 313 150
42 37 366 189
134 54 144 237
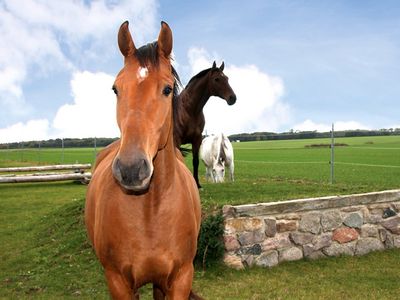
212 61 217 69
220 61 225 71
158 21 173 58
118 21 136 58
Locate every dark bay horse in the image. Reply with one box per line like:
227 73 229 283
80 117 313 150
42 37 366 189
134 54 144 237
173 62 236 188
85 21 202 299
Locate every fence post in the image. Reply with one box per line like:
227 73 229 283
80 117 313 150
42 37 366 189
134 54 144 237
61 138 64 164
21 141 24 162
330 123 335 184
38 141 41 165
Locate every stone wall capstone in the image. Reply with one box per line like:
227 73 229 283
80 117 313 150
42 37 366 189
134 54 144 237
223 189 400 269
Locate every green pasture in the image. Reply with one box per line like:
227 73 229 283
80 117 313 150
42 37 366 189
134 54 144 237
1 135 400 298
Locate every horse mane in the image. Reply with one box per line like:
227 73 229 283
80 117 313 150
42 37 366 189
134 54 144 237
185 68 212 87
135 41 181 93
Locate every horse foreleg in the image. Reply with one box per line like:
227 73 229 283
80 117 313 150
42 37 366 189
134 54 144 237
153 284 165 300
166 264 194 300
192 140 202 188
229 163 235 182
105 268 138 300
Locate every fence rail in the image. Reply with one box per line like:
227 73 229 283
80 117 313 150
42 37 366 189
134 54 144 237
0 164 92 184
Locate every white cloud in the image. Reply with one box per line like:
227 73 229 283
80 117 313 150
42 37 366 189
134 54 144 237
292 119 371 132
0 0 157 122
0 119 50 143
52 71 119 138
187 47 291 135
0 71 119 143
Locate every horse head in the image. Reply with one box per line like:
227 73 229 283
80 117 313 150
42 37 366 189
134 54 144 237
111 21 175 192
209 61 236 105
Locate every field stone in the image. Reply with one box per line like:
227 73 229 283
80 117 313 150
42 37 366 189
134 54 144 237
255 250 278 268
290 232 314 245
321 210 342 231
384 233 394 249
343 212 363 229
244 244 262 255
264 218 277 237
382 208 397 219
278 247 303 262
394 236 400 248
381 216 400 234
223 254 244 270
299 212 321 234
224 235 241 251
323 241 356 257
262 233 291 251
237 230 265 246
275 213 301 220
366 213 382 224
307 250 326 260
332 227 359 244
355 238 384 256
313 232 332 250
276 220 298 232
243 255 255 267
303 244 315 257
360 224 379 238
225 217 263 233
392 203 400 212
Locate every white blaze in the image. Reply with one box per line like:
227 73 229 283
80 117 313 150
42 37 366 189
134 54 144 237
137 67 148 82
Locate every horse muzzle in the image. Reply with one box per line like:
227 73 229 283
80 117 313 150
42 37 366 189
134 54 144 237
112 155 153 192
227 94 236 105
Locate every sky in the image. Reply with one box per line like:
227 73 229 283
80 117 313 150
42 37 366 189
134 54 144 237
0 0 399 143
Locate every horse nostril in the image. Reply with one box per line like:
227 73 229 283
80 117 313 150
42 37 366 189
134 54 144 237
137 159 149 181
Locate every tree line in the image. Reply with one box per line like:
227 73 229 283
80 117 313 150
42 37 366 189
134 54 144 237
0 128 399 149
229 128 400 142
0 137 118 149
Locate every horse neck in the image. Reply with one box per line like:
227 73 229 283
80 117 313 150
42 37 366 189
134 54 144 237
152 118 177 189
182 74 211 115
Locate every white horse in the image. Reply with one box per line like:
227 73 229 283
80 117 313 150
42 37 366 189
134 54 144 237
200 133 234 183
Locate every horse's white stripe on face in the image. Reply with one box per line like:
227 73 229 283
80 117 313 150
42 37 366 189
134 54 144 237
137 67 148 82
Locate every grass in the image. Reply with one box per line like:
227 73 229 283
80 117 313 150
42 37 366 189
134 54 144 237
1 135 400 298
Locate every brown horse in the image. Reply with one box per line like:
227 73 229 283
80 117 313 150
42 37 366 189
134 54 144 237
85 21 202 300
173 62 236 188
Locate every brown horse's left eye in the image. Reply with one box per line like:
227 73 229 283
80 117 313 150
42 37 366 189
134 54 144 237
163 85 173 97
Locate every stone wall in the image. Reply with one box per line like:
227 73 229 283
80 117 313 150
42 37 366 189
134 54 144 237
222 189 400 269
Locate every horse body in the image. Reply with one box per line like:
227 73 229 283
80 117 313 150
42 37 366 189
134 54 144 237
200 133 234 183
85 21 201 300
173 62 236 188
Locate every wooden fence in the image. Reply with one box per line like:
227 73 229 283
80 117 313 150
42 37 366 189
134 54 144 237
0 164 92 184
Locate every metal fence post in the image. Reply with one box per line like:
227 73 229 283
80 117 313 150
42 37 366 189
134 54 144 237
38 141 41 165
330 123 335 184
61 138 64 164
21 142 24 162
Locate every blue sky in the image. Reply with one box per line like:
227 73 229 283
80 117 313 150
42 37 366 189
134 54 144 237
0 0 399 142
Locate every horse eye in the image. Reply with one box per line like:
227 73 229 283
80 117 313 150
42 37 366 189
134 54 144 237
215 77 220 82
112 86 118 96
163 85 173 97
